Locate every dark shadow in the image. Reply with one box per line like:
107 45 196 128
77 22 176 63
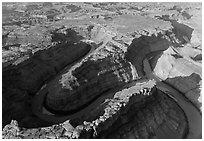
145 50 164 71
156 15 194 44
171 20 194 44
125 18 194 77
191 54 202 61
43 56 135 116
66 4 81 13
168 5 183 12
2 41 91 128
125 34 172 77
171 54 183 59
51 28 84 43
95 87 188 139
3 44 21 50
181 11 192 20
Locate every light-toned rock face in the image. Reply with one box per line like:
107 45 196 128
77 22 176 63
152 45 202 111
152 47 176 80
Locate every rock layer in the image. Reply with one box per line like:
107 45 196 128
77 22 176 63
2 82 188 139
125 20 202 112
152 47 202 111
96 89 187 139
45 41 138 113
2 2 201 139
2 42 91 127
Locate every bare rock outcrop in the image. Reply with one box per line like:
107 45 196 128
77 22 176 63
125 35 172 77
2 81 188 139
125 19 201 112
2 3 201 139
152 46 202 111
2 42 91 127
125 18 194 75
96 88 187 139
45 41 138 113
166 73 202 111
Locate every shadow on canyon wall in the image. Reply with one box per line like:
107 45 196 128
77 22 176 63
2 29 90 128
125 18 194 77
43 57 135 115
2 19 195 130
51 28 84 43
157 15 194 44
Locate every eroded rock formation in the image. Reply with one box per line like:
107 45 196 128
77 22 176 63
2 83 188 139
96 89 187 139
45 41 138 113
152 46 202 111
2 2 202 139
2 42 91 127
125 19 202 112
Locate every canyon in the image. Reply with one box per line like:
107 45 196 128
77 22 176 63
2 2 202 139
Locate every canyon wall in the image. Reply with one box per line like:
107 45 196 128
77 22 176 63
45 40 138 113
3 83 188 139
2 8 201 139
125 20 202 111
2 42 91 127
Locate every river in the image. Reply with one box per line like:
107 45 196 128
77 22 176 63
143 59 202 139
31 48 201 139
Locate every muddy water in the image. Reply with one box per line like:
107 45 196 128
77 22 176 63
143 59 202 139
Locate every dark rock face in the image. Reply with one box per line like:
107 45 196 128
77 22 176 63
2 22 199 138
124 20 202 113
2 26 194 138
125 35 171 77
45 42 138 113
2 86 188 139
2 42 91 127
3 42 91 94
96 89 187 139
125 19 194 73
2 2 201 139
125 19 194 76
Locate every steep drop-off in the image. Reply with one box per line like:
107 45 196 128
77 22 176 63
152 46 202 111
96 89 187 139
3 81 189 139
125 19 202 112
2 11 201 139
2 42 91 127
44 41 138 113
